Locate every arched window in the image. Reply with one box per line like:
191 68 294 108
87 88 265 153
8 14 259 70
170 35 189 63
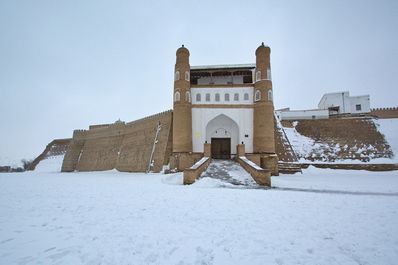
266 69 271 80
185 71 190 81
174 91 180 102
174 71 180 81
196 93 201 102
234 93 239 101
268 90 273 101
205 93 210 102
255 90 261 101
256 71 261 81
215 93 220 102
244 93 249 101
186 91 191 102
224 93 230 101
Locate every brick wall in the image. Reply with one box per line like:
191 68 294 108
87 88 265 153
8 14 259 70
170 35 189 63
61 110 173 172
290 118 393 162
29 138 71 170
370 107 398 119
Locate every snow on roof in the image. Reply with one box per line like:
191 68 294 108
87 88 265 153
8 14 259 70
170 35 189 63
191 64 255 71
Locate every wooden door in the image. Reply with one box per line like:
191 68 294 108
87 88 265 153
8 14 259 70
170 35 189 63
211 138 231 159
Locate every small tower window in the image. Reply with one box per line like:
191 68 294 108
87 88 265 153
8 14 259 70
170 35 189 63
266 69 272 80
196 93 201 102
256 71 261 82
174 71 180 81
185 71 190 81
215 93 220 102
205 93 210 102
255 90 261 101
268 90 273 101
174 91 180 102
244 93 249 101
186 91 191 102
224 93 230 101
234 93 239 101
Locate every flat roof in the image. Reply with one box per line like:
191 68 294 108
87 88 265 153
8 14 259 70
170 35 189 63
191 64 255 71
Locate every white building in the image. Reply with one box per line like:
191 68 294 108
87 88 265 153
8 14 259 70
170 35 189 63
275 108 329 121
318 91 370 115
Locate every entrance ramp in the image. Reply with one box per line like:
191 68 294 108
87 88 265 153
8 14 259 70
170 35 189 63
199 159 257 186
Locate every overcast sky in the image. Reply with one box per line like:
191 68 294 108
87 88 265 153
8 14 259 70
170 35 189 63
0 0 397 165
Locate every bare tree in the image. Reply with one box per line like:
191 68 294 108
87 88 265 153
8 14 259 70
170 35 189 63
21 159 33 171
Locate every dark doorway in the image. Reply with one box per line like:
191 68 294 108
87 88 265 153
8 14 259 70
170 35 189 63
211 138 231 159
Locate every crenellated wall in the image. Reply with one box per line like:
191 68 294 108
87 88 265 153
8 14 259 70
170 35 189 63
370 107 398 119
61 110 173 173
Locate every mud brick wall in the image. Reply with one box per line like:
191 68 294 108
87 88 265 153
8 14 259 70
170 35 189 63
29 138 71 171
371 107 398 119
293 118 393 161
61 110 173 173
274 122 297 162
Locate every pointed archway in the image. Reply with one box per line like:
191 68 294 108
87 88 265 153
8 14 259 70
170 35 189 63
205 114 239 158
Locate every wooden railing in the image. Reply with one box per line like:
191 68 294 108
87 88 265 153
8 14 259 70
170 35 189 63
183 157 211 185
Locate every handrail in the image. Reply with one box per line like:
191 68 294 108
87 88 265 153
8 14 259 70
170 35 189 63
274 112 302 174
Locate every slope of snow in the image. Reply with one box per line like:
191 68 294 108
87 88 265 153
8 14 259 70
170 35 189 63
376 118 398 162
1 169 398 265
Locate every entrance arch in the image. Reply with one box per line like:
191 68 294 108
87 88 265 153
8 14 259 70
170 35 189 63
206 114 239 158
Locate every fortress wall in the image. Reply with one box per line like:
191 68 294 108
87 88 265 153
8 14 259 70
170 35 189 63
77 135 123 171
370 107 398 119
29 138 71 171
61 139 84 172
288 118 393 161
61 110 173 172
116 111 173 172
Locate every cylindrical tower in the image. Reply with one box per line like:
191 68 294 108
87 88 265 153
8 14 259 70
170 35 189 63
172 45 192 153
253 42 275 153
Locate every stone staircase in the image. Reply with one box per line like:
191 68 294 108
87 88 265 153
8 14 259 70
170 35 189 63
274 115 302 174
199 159 257 186
277 162 302 174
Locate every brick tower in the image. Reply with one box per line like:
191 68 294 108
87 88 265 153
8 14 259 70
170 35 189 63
171 45 193 170
253 42 276 154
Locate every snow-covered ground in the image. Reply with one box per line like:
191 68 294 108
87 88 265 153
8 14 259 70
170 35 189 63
1 159 398 264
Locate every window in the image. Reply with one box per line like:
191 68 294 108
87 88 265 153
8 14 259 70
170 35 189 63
174 91 180 102
174 71 180 81
205 93 210 102
255 90 261 101
267 69 271 80
256 71 261 81
244 93 249 100
185 71 190 81
224 93 230 101
215 93 220 102
196 93 201 102
234 93 239 101
356 104 362 111
268 90 273 101
186 91 191 102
